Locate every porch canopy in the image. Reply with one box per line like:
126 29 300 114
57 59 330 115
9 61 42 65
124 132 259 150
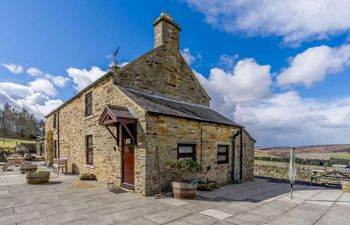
98 105 137 145
98 105 136 126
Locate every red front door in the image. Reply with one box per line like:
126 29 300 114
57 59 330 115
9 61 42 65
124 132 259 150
122 143 134 187
121 123 135 188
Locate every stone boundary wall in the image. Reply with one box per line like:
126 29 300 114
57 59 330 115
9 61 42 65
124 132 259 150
254 163 313 182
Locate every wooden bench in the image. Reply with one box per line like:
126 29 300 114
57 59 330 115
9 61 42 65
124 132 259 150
2 154 25 171
53 158 67 175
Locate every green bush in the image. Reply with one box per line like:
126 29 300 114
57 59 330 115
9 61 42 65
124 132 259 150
165 159 202 183
80 173 96 180
46 130 53 166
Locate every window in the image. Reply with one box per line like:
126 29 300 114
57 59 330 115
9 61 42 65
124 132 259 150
53 114 57 129
178 144 196 160
217 145 229 164
85 92 93 117
86 135 93 165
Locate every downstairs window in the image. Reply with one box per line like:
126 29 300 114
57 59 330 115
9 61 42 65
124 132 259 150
217 145 228 164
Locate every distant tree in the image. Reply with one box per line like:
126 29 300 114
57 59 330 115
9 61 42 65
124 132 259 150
38 119 45 137
0 103 41 139
2 103 13 137
0 108 3 137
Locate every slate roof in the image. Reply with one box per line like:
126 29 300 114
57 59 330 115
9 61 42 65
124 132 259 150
106 105 136 119
120 87 243 127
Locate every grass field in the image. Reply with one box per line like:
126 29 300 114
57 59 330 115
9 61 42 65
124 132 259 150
329 153 350 160
255 160 289 165
0 137 36 150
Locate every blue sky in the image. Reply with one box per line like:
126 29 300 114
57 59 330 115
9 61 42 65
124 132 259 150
1 0 350 146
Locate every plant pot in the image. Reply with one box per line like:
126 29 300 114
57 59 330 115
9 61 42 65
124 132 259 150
172 182 198 199
20 164 37 174
26 171 50 184
341 180 350 193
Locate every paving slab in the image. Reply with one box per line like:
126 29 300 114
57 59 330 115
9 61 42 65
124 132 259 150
225 211 273 224
266 216 314 225
166 213 218 225
159 197 188 206
110 206 159 222
200 209 232 220
144 208 192 224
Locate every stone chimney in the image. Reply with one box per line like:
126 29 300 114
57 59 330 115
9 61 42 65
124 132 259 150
153 13 181 50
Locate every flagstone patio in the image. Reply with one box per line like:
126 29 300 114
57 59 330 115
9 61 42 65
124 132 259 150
0 162 349 225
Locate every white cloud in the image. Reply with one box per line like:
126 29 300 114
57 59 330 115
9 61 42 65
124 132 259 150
28 79 57 97
196 57 272 117
181 48 196 65
185 0 350 44
0 82 32 98
277 45 350 87
67 66 106 91
2 63 23 74
217 54 239 70
16 93 63 117
45 74 69 87
235 91 350 146
27 67 69 87
27 67 44 77
0 81 62 118
0 89 17 107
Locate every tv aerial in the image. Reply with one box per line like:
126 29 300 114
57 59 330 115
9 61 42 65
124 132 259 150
113 47 120 66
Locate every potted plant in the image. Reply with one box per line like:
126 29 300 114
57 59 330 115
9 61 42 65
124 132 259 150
165 159 202 199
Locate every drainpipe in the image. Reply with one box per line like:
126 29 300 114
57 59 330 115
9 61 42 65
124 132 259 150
200 122 203 165
231 130 240 182
57 111 60 158
240 127 243 181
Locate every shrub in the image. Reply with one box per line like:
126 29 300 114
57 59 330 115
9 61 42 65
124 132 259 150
165 159 202 183
80 173 96 180
46 130 53 166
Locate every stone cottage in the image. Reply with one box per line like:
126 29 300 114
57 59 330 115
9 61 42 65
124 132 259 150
44 13 255 196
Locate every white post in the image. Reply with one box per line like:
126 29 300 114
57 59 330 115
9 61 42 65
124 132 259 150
288 147 296 200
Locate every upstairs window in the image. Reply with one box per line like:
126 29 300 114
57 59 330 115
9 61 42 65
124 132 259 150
85 92 93 117
178 144 196 160
86 135 93 165
217 145 229 164
53 114 57 129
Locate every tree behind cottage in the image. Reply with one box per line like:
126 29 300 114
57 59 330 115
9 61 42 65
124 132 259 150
0 103 43 139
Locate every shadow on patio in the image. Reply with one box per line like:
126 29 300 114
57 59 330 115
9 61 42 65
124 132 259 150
195 177 329 203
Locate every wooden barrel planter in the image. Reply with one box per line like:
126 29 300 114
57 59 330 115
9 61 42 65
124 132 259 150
20 164 37 174
341 180 350 193
172 182 198 199
26 171 50 184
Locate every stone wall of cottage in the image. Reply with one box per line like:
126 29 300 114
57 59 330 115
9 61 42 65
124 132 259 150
44 76 148 194
113 46 210 106
144 113 255 196
242 131 255 181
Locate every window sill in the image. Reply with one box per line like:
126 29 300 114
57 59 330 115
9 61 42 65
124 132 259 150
83 114 94 120
85 164 95 169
